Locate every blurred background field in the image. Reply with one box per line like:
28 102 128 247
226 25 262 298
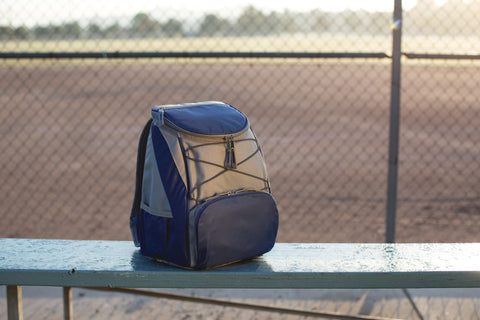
1 0 479 243
3 33 480 55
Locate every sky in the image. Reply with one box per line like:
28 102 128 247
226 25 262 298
1 0 421 27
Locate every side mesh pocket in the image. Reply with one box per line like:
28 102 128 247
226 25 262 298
137 209 170 260
140 132 173 218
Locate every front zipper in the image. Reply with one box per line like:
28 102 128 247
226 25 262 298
197 188 249 204
224 136 237 169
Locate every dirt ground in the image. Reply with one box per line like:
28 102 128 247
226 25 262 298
3 286 480 320
0 60 479 243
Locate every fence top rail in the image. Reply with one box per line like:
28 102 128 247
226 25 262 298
4 51 479 60
1 239 480 289
0 51 390 59
403 53 480 60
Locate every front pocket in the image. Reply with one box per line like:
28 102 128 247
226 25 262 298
191 191 279 269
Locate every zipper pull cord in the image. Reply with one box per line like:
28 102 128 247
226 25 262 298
224 137 237 169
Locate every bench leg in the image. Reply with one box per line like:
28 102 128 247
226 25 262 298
63 287 73 320
6 285 23 320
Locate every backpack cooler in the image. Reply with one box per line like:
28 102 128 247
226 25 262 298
130 101 279 269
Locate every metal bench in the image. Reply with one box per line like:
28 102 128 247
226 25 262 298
1 238 480 320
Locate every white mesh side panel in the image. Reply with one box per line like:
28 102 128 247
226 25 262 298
140 131 173 218
159 125 188 187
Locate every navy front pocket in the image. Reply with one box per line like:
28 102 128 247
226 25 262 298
190 191 279 269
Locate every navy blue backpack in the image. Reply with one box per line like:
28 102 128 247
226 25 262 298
130 101 279 269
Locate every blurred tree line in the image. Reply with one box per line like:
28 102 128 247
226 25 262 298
1 1 479 41
0 5 388 41
407 0 480 35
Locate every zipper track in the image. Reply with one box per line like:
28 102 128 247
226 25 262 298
163 114 250 139
195 191 264 223
197 188 250 204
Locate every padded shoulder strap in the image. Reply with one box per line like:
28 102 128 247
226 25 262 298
130 118 153 246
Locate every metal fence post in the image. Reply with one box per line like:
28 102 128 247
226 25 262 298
386 0 403 243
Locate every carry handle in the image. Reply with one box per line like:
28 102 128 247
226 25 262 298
130 118 153 247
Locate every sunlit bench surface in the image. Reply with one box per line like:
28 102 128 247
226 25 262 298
2 239 480 319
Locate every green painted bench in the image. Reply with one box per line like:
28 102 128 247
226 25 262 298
1 239 480 319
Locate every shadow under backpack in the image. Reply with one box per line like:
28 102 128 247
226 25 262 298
130 101 279 269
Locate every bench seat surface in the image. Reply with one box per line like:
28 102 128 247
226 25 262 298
1 239 480 289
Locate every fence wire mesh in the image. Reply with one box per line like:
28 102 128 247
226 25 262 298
1 0 479 243
397 0 480 242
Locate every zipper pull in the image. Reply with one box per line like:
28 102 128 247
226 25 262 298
224 136 237 169
160 108 165 126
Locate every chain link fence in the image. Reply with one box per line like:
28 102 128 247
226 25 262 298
1 0 479 243
397 0 480 242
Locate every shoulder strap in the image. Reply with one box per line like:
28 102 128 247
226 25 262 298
130 118 153 246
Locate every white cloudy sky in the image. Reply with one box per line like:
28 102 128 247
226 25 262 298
1 0 423 27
